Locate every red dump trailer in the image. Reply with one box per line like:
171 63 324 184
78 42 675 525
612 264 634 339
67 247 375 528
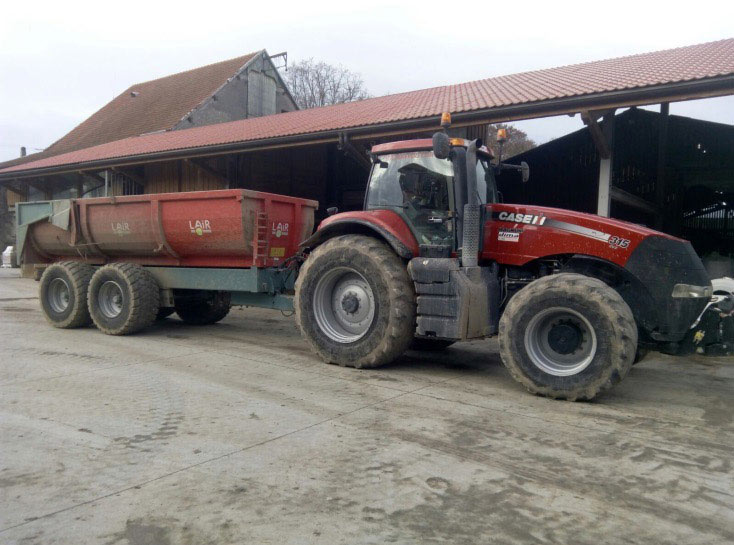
17 189 317 335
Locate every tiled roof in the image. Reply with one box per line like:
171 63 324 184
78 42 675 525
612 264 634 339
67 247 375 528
0 52 259 170
3 38 733 176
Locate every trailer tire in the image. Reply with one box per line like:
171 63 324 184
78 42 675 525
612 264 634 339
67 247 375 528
410 338 456 351
295 235 415 368
39 261 94 328
499 273 637 401
88 263 160 335
174 291 231 325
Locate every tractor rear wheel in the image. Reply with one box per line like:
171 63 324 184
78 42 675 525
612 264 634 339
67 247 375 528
39 261 94 328
499 273 637 401
295 235 416 368
88 263 160 335
175 291 231 325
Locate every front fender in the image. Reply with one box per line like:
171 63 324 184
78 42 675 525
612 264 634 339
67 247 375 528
301 211 419 259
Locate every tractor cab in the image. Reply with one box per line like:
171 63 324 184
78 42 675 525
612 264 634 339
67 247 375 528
365 137 497 255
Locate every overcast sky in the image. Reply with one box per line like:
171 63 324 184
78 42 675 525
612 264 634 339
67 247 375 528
1 0 732 162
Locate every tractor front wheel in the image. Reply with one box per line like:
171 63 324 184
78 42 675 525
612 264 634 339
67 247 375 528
295 235 416 368
499 273 637 401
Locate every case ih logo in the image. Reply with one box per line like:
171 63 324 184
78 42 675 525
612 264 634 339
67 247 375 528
111 222 131 236
272 222 289 238
189 219 212 236
497 211 547 225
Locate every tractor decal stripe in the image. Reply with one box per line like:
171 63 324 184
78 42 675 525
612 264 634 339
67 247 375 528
542 219 611 243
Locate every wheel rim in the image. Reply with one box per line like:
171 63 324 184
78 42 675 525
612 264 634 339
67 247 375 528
98 280 125 319
524 307 597 376
48 277 70 313
312 267 375 343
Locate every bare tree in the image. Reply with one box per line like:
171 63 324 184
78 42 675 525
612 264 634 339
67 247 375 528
283 59 370 109
486 123 536 158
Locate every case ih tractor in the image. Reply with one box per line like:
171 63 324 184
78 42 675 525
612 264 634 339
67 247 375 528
19 113 732 401
294 114 728 400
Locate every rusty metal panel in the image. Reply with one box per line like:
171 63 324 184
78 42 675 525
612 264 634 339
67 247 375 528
20 189 317 268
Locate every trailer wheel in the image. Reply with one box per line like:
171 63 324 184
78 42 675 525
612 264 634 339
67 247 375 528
295 235 416 368
39 261 94 328
499 273 637 401
410 338 455 351
88 263 160 335
174 291 231 325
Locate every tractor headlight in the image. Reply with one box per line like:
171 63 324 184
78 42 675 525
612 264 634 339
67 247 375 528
672 283 713 298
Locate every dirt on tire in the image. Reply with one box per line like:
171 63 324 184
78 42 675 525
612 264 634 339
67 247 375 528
499 272 637 401
295 235 416 368
39 261 94 328
88 263 160 335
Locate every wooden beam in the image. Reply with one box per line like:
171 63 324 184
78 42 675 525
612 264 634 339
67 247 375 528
111 167 145 187
338 132 371 171
79 170 105 184
185 158 230 186
0 179 25 194
581 110 612 159
596 112 616 217
610 187 660 216
654 103 670 229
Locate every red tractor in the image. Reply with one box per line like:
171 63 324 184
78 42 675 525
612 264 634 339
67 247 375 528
294 114 725 400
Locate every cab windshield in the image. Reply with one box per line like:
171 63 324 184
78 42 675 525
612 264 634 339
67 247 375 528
476 156 498 204
365 151 453 245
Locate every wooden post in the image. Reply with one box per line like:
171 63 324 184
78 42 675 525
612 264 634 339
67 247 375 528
596 113 616 217
655 103 670 229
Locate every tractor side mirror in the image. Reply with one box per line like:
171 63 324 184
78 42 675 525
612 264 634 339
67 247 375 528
521 161 530 183
432 132 450 160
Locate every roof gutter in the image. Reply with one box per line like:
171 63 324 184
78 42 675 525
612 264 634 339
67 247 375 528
2 74 733 181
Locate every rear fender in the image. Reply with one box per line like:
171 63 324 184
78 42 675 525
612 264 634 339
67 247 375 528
301 211 419 259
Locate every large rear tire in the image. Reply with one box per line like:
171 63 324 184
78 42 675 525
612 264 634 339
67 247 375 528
88 263 160 335
499 273 637 401
174 291 231 325
295 235 416 368
39 261 94 328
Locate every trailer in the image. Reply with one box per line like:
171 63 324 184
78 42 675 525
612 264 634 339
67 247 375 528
17 189 316 333
16 114 734 400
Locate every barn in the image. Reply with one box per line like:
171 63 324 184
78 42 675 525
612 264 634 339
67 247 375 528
1 39 733 270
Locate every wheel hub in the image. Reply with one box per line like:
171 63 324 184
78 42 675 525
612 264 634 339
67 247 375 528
547 322 582 355
524 307 598 376
341 292 360 314
48 277 71 313
98 280 125 319
313 267 375 344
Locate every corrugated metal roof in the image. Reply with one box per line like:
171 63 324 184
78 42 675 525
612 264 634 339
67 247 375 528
3 38 733 176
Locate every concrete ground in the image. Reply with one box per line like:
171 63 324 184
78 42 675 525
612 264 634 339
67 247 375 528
0 268 732 545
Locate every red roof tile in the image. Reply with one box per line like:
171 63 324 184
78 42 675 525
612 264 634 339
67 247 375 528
3 38 733 176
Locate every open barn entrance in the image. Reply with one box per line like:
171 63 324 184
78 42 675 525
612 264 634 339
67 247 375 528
499 105 734 276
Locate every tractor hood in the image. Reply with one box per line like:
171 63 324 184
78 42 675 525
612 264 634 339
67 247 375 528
484 203 686 268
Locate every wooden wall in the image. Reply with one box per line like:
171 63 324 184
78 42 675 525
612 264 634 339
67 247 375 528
144 159 229 194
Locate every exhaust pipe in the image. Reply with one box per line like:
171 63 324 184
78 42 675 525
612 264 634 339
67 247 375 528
461 139 482 268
